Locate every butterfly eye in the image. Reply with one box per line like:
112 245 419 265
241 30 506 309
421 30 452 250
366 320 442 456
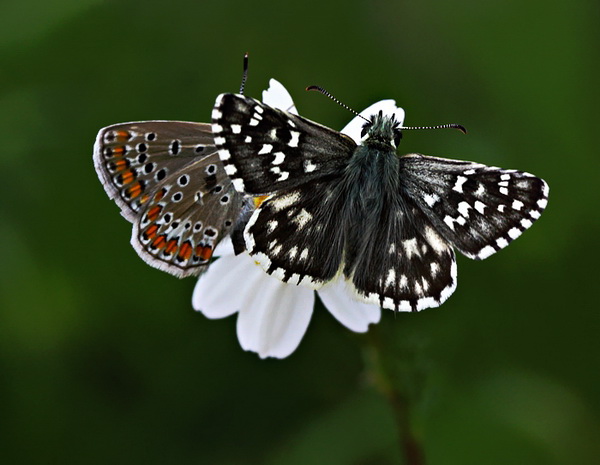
360 121 373 138
393 129 403 147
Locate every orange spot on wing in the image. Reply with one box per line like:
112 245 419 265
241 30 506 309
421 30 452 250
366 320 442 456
147 205 162 222
144 224 159 240
111 146 125 156
196 245 213 261
152 235 166 249
128 182 143 199
165 239 178 255
114 159 128 171
140 194 150 204
178 241 193 261
121 169 135 185
154 188 166 202
253 195 270 208
114 130 131 142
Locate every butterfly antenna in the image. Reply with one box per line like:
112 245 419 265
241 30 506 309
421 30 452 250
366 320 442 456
306 85 371 124
239 52 249 95
401 123 468 134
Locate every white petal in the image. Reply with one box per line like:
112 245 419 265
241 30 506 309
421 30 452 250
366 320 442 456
317 280 381 332
236 274 315 359
213 237 235 257
341 100 405 143
192 253 263 319
262 79 298 115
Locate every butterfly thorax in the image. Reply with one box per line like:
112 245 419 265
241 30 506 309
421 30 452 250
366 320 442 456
342 141 402 218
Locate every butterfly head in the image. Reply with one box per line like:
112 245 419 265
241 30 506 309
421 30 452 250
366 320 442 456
360 110 403 150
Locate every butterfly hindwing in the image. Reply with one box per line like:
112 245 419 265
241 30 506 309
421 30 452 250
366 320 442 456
244 179 347 288
344 195 457 311
212 93 356 195
94 121 245 277
399 154 549 260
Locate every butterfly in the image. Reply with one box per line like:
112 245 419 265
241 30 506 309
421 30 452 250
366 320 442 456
211 93 549 311
93 120 251 277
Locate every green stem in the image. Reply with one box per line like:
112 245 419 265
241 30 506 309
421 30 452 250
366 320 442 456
363 323 427 465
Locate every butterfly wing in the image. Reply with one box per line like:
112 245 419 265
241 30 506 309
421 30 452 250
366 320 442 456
399 154 549 259
94 121 245 277
339 189 456 311
211 93 356 195
243 178 347 288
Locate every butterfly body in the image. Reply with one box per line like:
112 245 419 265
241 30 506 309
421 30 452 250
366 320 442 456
212 93 548 311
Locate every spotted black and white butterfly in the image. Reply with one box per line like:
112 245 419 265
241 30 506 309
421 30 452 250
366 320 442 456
212 93 549 311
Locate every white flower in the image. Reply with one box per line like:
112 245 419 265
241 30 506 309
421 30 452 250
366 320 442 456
193 80 405 359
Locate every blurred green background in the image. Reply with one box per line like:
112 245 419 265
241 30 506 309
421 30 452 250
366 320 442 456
1 0 598 463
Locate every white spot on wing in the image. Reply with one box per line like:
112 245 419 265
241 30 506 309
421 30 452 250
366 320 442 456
399 275 408 290
385 268 396 289
289 131 300 147
478 245 496 259
496 237 508 248
512 200 524 210
271 192 301 211
423 193 439 207
224 164 237 175
299 248 309 261
403 238 421 259
232 178 245 192
453 176 467 193
293 208 313 228
231 124 242 134
508 227 521 239
258 144 273 154
424 227 448 255
304 160 317 172
474 200 486 214
272 152 285 165
458 201 471 217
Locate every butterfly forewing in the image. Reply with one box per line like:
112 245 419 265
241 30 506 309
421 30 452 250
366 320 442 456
399 154 549 260
212 93 356 195
94 121 245 277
